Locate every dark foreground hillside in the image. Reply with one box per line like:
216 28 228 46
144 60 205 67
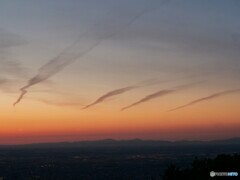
162 154 240 180
0 139 239 180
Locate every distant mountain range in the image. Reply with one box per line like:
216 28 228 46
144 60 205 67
1 137 240 149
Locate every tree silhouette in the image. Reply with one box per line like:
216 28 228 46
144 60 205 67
161 154 240 180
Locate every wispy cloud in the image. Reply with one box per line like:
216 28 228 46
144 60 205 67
0 78 8 85
0 29 26 49
0 29 28 78
13 0 169 106
168 88 240 112
83 75 201 109
0 77 18 93
36 99 84 108
0 29 28 93
83 86 137 109
121 89 175 111
0 60 28 79
121 82 201 111
82 79 162 109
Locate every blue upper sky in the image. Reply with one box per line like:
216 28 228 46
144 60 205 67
1 0 240 100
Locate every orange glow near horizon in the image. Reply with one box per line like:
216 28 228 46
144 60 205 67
0 88 240 144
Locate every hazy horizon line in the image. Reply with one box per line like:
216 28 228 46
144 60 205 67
0 137 240 146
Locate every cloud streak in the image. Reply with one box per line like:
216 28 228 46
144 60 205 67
0 78 8 85
83 86 137 109
82 78 172 109
121 82 200 111
168 88 240 112
0 77 13 92
83 75 201 109
13 0 169 106
36 99 84 108
0 29 29 95
0 29 26 49
121 89 175 111
0 60 28 78
0 29 28 79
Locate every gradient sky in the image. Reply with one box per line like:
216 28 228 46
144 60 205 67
0 0 240 144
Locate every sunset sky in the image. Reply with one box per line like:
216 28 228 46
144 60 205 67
0 0 240 144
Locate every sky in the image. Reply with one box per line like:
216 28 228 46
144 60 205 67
0 0 240 144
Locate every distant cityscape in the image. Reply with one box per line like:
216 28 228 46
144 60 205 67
0 138 239 179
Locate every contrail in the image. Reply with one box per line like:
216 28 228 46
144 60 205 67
13 0 169 106
168 88 240 112
121 89 175 111
82 79 161 109
121 82 200 111
83 75 201 109
13 88 27 106
83 86 137 109
13 40 100 106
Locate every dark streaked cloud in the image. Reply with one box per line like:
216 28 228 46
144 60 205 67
168 88 240 112
121 82 201 111
83 86 137 109
82 76 199 109
121 89 175 111
82 79 162 109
